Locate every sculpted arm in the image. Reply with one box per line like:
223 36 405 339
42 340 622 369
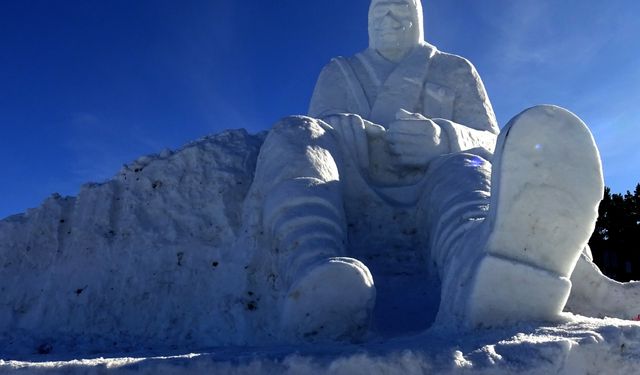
433 56 499 155
308 59 382 170
308 59 354 119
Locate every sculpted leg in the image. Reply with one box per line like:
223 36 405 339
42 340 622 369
567 249 640 320
427 105 604 329
252 116 375 341
465 105 603 328
417 151 492 326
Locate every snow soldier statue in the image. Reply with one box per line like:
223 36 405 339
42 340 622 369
243 0 635 341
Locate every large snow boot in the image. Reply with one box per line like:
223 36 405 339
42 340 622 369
466 105 604 328
281 256 376 342
262 177 376 342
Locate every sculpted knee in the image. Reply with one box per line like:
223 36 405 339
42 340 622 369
428 152 491 182
446 152 490 169
263 115 340 167
270 115 330 141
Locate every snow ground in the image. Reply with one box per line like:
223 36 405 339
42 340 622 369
2 316 640 374
2 129 640 374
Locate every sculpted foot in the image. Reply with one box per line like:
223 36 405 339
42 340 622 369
280 257 376 342
568 252 640 320
467 105 604 327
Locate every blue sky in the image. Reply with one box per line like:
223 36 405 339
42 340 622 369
1 0 639 218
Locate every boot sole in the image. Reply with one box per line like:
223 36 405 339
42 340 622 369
485 105 603 276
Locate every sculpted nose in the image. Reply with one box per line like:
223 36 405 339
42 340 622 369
380 11 403 29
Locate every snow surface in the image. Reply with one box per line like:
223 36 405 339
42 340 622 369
2 128 640 374
2 316 640 374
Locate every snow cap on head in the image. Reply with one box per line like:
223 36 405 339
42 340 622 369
368 0 425 46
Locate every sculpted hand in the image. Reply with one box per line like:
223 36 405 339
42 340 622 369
322 113 371 169
386 109 449 168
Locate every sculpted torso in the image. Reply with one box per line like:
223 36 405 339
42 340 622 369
308 0 499 186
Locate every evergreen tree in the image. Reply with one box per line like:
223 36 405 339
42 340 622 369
589 183 640 281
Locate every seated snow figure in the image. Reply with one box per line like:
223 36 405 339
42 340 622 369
245 0 606 340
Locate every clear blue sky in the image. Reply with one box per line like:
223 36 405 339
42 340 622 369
1 0 639 218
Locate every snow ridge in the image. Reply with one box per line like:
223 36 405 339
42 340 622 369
0 129 266 356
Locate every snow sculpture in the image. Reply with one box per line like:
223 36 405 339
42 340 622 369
2 0 638 358
244 0 607 341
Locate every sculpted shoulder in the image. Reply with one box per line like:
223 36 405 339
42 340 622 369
321 56 349 76
309 56 358 118
428 48 482 89
426 46 498 133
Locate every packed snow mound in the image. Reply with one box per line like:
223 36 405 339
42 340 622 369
2 316 640 374
0 129 266 355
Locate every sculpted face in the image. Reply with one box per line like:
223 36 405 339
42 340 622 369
368 0 424 62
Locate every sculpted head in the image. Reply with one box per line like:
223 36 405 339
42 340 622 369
368 0 424 62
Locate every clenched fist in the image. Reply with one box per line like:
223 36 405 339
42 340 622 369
386 109 449 168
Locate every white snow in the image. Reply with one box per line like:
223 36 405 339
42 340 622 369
1 128 640 374
0 130 267 355
2 0 638 372
2 316 640 374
